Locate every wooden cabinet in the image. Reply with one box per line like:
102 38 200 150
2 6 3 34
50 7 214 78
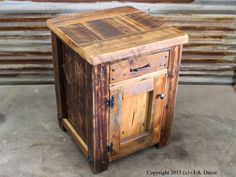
47 6 188 174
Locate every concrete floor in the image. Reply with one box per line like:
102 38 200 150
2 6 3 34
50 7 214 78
0 85 235 177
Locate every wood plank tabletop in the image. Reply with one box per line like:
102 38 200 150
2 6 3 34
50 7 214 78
47 6 188 65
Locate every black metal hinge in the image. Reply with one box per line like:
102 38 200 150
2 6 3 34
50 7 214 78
105 96 114 109
106 143 113 153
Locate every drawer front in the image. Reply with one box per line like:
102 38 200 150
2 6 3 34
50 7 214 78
110 51 169 83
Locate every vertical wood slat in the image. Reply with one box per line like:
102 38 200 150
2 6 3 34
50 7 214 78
109 89 122 156
87 63 109 173
51 32 67 128
158 45 182 147
150 74 167 144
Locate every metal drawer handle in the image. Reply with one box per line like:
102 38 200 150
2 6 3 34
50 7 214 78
130 64 151 72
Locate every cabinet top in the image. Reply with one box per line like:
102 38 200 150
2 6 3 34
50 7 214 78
47 6 188 65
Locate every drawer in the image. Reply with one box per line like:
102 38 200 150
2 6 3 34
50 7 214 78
110 51 169 83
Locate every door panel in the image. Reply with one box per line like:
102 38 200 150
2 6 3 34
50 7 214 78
121 91 151 140
109 74 167 159
121 78 154 142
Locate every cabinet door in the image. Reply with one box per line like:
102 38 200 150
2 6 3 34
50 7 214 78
109 74 167 160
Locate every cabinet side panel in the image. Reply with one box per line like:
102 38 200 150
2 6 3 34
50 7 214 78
159 45 183 147
61 43 92 143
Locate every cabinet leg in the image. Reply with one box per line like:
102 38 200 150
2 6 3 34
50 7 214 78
57 114 66 132
156 139 170 149
89 158 108 174
52 33 67 132
156 125 171 148
87 64 109 174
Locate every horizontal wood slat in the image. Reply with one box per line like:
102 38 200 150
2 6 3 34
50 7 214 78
0 0 235 85
30 0 194 3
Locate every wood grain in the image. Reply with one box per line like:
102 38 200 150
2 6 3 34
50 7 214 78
47 6 188 65
122 79 154 97
109 89 122 156
109 69 167 90
109 73 168 161
150 74 167 144
87 64 109 173
63 118 88 156
158 45 182 147
51 32 67 129
121 81 152 140
110 51 169 83
61 43 92 142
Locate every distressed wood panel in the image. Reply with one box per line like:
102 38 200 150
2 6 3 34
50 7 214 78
47 7 187 65
110 51 169 83
61 43 92 142
0 0 235 85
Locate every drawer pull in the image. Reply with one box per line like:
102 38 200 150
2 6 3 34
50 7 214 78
130 64 151 72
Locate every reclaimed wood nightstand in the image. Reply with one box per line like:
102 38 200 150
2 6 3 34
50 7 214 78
47 6 188 174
